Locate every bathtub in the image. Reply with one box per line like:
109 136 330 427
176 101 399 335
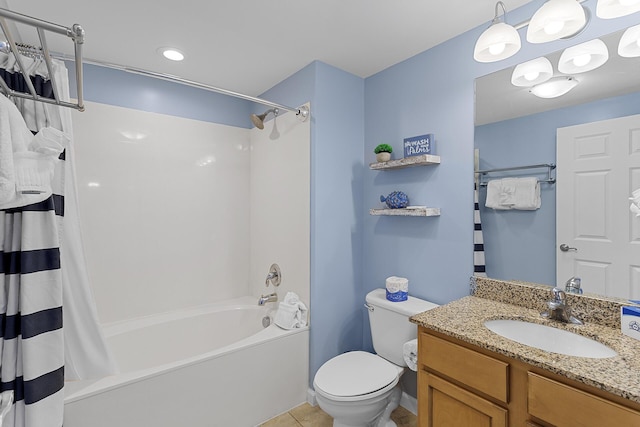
64 296 309 427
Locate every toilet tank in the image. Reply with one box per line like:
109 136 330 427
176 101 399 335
366 289 439 366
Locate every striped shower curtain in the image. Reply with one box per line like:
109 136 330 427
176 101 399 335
474 183 487 277
0 53 115 427
0 196 64 426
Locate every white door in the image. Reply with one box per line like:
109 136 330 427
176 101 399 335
557 114 640 299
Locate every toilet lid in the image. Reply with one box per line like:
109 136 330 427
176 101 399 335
314 351 399 397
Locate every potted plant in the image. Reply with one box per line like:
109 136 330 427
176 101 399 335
374 144 393 162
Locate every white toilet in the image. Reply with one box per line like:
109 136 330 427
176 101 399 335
313 289 438 427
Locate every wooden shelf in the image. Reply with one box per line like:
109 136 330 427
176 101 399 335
369 207 441 217
369 154 440 170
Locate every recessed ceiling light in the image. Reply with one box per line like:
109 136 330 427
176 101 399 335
158 47 184 61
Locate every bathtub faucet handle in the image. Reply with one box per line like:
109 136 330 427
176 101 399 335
265 263 281 287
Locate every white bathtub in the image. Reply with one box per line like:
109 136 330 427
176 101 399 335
64 296 309 427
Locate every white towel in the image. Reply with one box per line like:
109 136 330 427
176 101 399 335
0 94 35 204
403 339 418 372
0 127 66 210
485 177 541 210
485 179 511 210
513 177 540 210
274 292 308 330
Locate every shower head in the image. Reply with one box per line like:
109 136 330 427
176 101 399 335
250 108 278 130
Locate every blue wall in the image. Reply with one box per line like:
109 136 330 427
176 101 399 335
259 62 366 387
69 63 254 128
360 1 638 351
476 91 640 285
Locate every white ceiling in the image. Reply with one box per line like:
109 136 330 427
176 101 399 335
2 0 532 97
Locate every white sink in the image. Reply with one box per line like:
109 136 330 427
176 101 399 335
484 319 617 359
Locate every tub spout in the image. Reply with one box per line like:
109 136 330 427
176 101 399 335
258 292 278 306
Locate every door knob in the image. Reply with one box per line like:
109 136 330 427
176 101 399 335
559 244 577 252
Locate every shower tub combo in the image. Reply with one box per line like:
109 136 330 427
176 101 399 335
64 296 309 427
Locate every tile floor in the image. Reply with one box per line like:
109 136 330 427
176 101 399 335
260 403 416 427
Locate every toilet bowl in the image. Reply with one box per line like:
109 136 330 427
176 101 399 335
313 289 438 427
313 351 403 427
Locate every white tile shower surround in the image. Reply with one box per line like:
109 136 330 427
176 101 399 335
249 110 310 306
71 101 310 324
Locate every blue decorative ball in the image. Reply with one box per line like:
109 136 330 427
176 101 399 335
380 191 409 209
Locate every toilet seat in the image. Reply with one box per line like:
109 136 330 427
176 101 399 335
313 351 402 402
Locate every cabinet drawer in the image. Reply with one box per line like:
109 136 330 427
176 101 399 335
420 332 509 403
424 373 507 427
528 372 640 426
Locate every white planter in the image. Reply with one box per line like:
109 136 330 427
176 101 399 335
376 152 391 162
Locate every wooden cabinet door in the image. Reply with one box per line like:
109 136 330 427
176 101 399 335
419 372 507 427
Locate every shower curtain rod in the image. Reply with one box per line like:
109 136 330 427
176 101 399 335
56 54 310 120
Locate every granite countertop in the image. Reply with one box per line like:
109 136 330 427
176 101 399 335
410 280 640 404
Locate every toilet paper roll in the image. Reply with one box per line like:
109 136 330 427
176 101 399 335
386 276 408 302
403 339 418 372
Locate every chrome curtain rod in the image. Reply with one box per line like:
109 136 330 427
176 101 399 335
54 53 309 118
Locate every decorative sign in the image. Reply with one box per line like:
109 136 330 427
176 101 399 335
403 134 434 157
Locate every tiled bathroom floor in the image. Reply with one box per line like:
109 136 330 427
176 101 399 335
260 403 416 427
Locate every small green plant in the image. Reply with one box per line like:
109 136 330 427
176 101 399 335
374 144 393 154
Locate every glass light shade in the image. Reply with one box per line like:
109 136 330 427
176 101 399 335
558 39 609 73
527 0 587 43
596 0 640 19
530 76 578 98
474 22 521 62
511 57 554 86
618 24 640 57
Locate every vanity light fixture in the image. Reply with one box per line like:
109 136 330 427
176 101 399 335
529 76 579 98
511 57 554 86
473 1 521 63
596 0 640 19
558 38 609 73
527 0 588 43
618 24 640 57
158 47 184 61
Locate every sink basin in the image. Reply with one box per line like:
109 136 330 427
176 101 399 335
484 319 617 359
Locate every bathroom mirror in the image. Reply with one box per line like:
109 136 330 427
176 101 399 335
474 27 640 298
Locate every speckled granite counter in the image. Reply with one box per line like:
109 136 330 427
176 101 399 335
410 278 640 403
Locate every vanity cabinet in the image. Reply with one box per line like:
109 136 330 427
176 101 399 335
417 327 640 427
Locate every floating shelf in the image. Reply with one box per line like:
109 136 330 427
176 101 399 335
369 207 441 217
369 154 440 170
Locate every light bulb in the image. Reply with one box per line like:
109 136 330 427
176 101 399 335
162 49 184 61
157 47 185 61
524 71 540 81
489 42 506 56
544 20 565 35
572 53 592 67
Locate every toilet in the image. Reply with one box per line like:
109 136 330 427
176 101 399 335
313 289 438 427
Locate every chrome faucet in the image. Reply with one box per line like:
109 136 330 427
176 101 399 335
258 292 278 306
541 287 583 325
